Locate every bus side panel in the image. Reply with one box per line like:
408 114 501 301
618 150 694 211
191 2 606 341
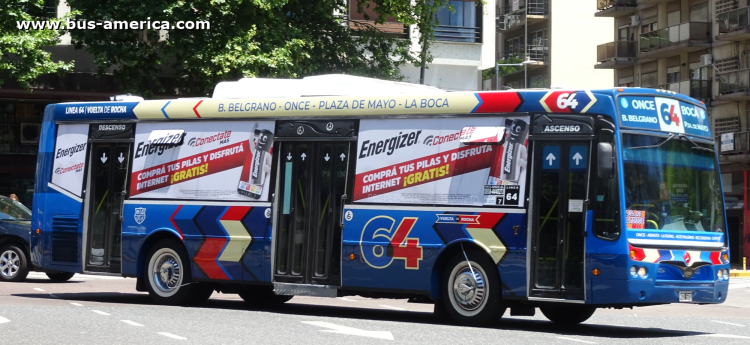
122 203 272 283
31 105 84 273
586 234 630 304
342 207 526 297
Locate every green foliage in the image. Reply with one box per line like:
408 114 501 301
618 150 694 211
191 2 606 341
481 56 524 80
0 0 74 89
66 0 433 97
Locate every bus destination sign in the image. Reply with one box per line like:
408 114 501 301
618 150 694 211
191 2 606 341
617 96 710 138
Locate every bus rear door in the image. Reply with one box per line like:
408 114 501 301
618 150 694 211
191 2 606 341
272 120 356 289
82 123 135 274
529 115 594 301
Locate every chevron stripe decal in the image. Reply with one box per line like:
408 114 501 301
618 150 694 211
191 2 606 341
464 213 506 264
218 206 253 262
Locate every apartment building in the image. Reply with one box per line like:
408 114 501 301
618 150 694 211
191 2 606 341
495 0 614 89
595 0 748 262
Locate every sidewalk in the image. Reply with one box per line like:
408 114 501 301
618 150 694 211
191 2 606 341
730 264 750 278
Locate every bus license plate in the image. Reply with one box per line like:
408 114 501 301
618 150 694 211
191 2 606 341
678 291 692 302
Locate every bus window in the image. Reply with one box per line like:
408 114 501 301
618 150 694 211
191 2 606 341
593 120 619 240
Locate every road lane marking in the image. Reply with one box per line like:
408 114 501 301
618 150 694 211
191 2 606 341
302 321 394 340
33 288 45 292
379 304 406 311
70 303 84 307
158 332 187 340
711 320 746 327
557 337 596 344
121 320 144 327
0 316 9 324
698 334 750 339
91 310 111 316
338 297 356 302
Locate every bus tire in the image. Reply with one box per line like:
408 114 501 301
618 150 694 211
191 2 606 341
0 244 29 282
540 305 596 325
185 283 214 306
442 250 506 326
238 286 293 307
145 239 195 305
46 272 75 282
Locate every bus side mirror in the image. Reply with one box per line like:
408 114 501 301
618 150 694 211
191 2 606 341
597 142 614 179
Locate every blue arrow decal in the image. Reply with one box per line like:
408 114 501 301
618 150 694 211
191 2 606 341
161 101 171 119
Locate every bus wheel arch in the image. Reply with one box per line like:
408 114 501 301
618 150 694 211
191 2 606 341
434 241 506 326
144 237 212 305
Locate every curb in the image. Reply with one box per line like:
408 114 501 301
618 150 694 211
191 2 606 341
729 270 750 278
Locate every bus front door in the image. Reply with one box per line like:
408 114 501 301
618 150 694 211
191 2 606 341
530 141 590 300
274 140 352 286
83 141 132 273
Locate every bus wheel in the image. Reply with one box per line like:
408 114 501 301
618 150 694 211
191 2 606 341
238 286 293 307
145 239 194 305
46 272 75 282
0 244 29 282
442 250 506 326
540 305 596 325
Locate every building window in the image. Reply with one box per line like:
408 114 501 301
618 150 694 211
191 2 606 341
528 29 548 62
641 71 657 87
504 35 525 58
690 3 708 22
667 66 681 83
618 75 634 87
435 0 481 43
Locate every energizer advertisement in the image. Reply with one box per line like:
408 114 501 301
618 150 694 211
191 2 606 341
354 117 529 207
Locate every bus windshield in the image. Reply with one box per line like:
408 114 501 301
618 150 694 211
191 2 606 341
622 133 725 234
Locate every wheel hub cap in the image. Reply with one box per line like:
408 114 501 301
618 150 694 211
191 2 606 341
152 253 181 293
0 250 19 278
452 267 486 311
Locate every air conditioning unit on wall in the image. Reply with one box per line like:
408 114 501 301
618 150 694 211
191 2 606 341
629 15 641 27
700 54 713 67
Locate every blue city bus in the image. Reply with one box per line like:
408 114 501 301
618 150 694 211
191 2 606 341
30 76 729 326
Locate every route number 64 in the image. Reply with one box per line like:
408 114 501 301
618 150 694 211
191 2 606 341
556 93 579 110
359 216 423 270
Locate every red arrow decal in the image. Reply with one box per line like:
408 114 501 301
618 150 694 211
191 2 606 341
193 100 203 118
194 237 229 280
473 92 523 113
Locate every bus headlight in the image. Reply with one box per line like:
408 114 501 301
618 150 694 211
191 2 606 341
637 267 648 278
630 266 638 278
717 269 723 280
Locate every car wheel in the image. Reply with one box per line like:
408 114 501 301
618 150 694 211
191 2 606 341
0 244 30 282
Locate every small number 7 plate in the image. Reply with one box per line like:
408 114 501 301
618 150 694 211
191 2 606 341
678 291 693 302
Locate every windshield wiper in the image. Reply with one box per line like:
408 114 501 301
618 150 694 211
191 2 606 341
678 134 715 153
627 133 676 150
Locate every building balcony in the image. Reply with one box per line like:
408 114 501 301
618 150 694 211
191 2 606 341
349 20 409 39
497 0 548 32
716 69 750 102
595 0 637 18
595 41 636 69
639 22 711 59
653 79 710 101
435 25 481 43
717 7 750 42
636 0 670 6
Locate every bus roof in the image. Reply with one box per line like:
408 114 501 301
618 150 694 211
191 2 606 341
50 76 706 123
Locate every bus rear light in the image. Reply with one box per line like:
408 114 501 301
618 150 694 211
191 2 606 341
629 244 646 261
36 228 40 234
592 269 600 276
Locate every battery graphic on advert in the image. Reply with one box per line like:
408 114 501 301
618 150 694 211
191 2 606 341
499 119 528 183
238 128 274 199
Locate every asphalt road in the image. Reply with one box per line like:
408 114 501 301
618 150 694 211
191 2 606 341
1 273 749 344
